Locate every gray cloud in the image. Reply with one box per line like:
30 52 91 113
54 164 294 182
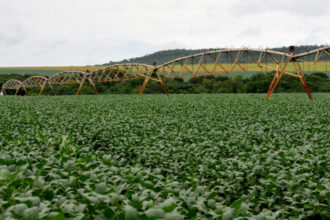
0 0 328 66
232 0 330 17
0 24 25 47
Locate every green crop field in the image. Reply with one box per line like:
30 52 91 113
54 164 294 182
0 66 101 76
166 61 329 73
0 69 63 77
0 62 328 78
0 94 329 219
163 62 330 79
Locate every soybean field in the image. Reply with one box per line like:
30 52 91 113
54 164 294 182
0 94 329 219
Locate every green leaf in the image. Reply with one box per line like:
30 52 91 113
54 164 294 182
124 205 139 220
0 169 11 180
222 208 234 220
160 198 176 212
95 182 107 194
145 208 165 218
103 207 115 219
51 213 65 220
164 211 184 220
231 199 242 210
23 207 39 220
13 204 28 216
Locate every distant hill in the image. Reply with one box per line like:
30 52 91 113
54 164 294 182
104 45 326 66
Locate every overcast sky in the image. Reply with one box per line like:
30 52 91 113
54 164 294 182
0 0 329 66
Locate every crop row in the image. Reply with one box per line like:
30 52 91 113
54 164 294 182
0 94 329 219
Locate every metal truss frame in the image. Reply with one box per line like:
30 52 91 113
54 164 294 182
139 46 329 99
20 76 49 95
48 71 98 95
1 46 328 99
88 63 168 96
1 79 23 95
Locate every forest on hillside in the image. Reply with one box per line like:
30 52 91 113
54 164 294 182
105 45 327 65
2 72 329 96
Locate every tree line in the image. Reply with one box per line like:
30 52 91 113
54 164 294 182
105 45 327 66
1 72 329 95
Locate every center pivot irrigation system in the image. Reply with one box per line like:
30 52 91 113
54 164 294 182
1 46 329 99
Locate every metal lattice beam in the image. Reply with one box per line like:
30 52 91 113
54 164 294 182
21 76 48 95
47 71 97 95
1 79 23 95
1 46 329 98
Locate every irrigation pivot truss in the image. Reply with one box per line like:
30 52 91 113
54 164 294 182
1 79 22 95
87 63 169 95
89 63 154 82
1 46 329 99
47 71 97 95
21 76 49 95
1 76 49 95
148 46 329 99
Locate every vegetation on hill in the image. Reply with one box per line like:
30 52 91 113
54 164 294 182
0 45 327 77
2 72 329 96
106 45 327 65
0 66 101 76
